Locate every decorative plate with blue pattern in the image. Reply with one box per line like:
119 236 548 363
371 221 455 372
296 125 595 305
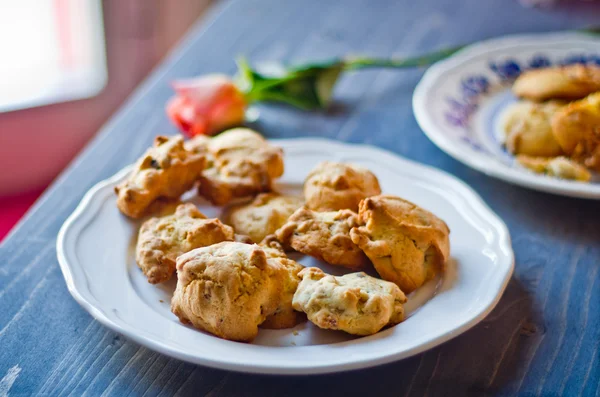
413 32 600 199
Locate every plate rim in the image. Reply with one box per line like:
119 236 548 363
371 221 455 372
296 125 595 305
56 137 514 374
413 31 600 199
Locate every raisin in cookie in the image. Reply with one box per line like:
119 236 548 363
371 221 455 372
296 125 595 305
513 64 600 102
188 128 284 205
136 203 234 284
275 207 370 269
223 193 304 243
115 135 205 218
350 195 450 294
292 267 407 336
171 242 282 342
304 161 381 212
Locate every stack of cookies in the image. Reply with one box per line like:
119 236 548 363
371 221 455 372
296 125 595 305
502 63 600 182
115 128 450 342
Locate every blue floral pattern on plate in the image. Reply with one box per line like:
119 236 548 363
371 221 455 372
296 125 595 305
413 33 600 197
444 53 599 153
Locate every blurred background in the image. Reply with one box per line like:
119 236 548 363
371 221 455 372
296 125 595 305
0 0 212 240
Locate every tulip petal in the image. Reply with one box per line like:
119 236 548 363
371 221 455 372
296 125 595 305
166 75 246 136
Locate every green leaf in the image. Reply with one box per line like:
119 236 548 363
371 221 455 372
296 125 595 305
314 63 344 107
234 25 600 111
236 58 345 110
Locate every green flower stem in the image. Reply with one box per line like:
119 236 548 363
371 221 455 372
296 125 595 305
343 46 464 70
345 25 598 70
238 25 599 110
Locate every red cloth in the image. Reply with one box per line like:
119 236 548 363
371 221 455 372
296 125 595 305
0 189 43 241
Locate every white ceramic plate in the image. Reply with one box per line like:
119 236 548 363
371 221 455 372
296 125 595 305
413 32 600 199
57 138 513 374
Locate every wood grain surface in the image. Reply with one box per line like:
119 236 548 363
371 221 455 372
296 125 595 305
1 0 599 396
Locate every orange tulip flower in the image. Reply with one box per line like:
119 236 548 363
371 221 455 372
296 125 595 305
167 43 511 135
166 74 246 137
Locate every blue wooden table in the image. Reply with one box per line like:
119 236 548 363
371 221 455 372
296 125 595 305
1 1 600 395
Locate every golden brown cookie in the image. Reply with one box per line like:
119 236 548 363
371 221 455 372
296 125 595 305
501 100 564 157
258 236 305 328
115 135 205 218
292 267 407 336
517 155 591 182
275 207 370 269
259 234 288 258
136 203 235 284
304 161 381 212
184 134 211 155
193 128 284 205
261 255 305 329
350 195 450 294
171 242 281 342
512 64 600 102
223 193 304 243
233 233 255 244
551 92 600 171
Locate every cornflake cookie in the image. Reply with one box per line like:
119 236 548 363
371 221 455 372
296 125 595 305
275 207 370 269
136 203 235 284
551 92 600 171
517 155 591 182
350 195 450 294
304 161 381 212
259 234 288 258
256 236 305 328
184 134 210 155
171 242 281 342
292 267 407 336
188 128 284 205
224 193 304 243
513 64 600 102
115 135 205 218
501 100 564 157
233 233 254 244
262 255 305 329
